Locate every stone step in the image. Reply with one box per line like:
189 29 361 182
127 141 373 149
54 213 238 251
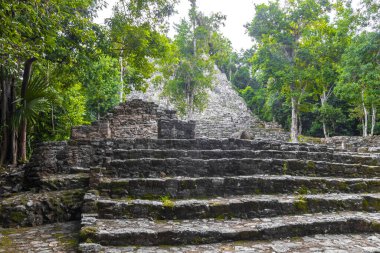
88 193 380 220
79 212 380 246
79 233 380 253
95 175 380 199
112 149 379 166
0 189 85 228
73 138 330 152
40 173 90 191
107 158 380 178
70 166 90 174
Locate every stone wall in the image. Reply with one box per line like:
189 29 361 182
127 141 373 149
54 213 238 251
127 67 289 140
0 167 25 198
323 136 380 152
71 99 194 140
158 119 196 139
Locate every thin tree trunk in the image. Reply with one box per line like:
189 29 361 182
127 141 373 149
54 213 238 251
47 63 55 135
97 102 100 120
321 91 329 138
19 120 27 162
361 90 368 137
19 57 36 162
10 77 17 165
187 80 193 121
192 17 197 57
298 115 302 135
290 96 299 143
119 54 124 103
229 55 232 81
188 93 193 121
51 105 55 134
190 0 197 57
371 103 376 136
0 66 8 166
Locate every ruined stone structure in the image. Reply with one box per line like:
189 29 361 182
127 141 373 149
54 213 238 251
1 99 380 252
71 99 195 140
323 135 380 153
128 68 289 140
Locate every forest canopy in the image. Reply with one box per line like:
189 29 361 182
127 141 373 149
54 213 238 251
0 0 379 166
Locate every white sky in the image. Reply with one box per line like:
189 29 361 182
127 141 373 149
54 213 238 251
94 0 267 51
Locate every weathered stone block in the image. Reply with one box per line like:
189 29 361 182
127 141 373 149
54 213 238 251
158 119 196 139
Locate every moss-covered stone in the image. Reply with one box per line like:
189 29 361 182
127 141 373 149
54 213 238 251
306 161 316 170
294 196 308 213
161 196 175 208
283 161 288 175
337 181 349 191
0 235 12 247
297 186 309 195
10 211 27 224
363 198 380 212
370 221 380 232
79 226 97 242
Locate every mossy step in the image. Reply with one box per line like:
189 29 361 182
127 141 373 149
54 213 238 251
78 138 329 152
107 158 380 178
79 212 380 246
112 149 379 166
95 175 380 199
40 173 90 191
89 193 380 220
0 189 85 228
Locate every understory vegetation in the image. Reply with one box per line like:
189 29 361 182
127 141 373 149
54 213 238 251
0 0 378 166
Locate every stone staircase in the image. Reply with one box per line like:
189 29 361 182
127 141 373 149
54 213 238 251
78 138 380 252
2 99 380 252
0 141 88 228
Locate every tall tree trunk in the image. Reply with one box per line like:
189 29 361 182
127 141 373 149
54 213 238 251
188 93 193 121
290 96 299 143
361 90 368 137
0 66 9 166
190 0 197 56
371 103 376 136
51 105 55 134
97 102 100 120
19 57 36 162
298 115 302 135
229 55 232 81
320 91 329 138
119 55 124 103
10 77 17 165
193 31 197 57
187 81 193 121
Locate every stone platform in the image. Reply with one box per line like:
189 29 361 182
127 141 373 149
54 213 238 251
1 99 380 252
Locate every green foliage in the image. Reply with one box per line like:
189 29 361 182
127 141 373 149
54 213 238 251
1 0 379 168
82 56 120 121
12 74 55 129
235 0 379 138
294 195 308 212
160 196 175 208
107 0 177 98
158 2 221 118
246 0 331 141
335 31 380 135
336 32 380 105
0 0 180 166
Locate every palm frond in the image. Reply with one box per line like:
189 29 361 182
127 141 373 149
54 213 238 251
12 73 57 130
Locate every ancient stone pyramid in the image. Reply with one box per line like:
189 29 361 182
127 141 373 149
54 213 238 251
1 99 380 252
128 67 289 140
